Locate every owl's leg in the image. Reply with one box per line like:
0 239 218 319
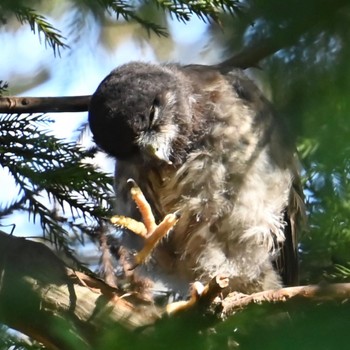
110 179 179 267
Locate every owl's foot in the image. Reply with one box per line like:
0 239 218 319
166 274 229 316
110 179 180 267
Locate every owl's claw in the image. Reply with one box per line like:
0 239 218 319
166 274 230 315
111 178 180 265
126 178 136 186
127 253 139 271
173 209 181 219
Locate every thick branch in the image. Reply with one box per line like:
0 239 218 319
1 230 350 349
0 231 160 349
218 35 300 72
218 0 348 71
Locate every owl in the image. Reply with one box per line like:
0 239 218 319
88 61 304 297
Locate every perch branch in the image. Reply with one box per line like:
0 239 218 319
1 230 350 348
0 230 160 350
222 282 350 315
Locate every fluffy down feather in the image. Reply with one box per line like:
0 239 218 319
89 62 305 296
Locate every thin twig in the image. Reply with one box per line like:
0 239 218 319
0 96 90 113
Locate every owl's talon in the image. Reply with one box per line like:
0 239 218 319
126 178 137 186
173 210 181 219
127 260 139 271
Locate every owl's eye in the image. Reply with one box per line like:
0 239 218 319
149 98 160 127
149 105 156 126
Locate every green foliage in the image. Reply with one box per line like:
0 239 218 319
215 302 350 350
57 301 350 350
0 325 44 350
0 81 9 97
0 113 113 259
155 0 243 23
0 0 244 52
262 11 350 284
0 1 68 55
97 0 169 36
14 6 69 56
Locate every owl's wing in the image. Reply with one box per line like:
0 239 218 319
215 66 305 286
277 157 306 286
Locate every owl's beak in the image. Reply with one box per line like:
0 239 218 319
146 144 172 165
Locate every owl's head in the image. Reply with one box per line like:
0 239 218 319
88 62 195 165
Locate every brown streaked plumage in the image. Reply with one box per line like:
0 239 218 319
88 61 305 296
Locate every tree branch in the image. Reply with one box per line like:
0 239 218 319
0 96 90 114
0 230 159 350
218 0 349 71
222 283 350 316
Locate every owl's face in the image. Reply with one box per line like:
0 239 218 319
89 62 195 165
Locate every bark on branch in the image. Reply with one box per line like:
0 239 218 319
222 283 350 316
0 231 160 350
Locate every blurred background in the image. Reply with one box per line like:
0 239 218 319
1 0 350 349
